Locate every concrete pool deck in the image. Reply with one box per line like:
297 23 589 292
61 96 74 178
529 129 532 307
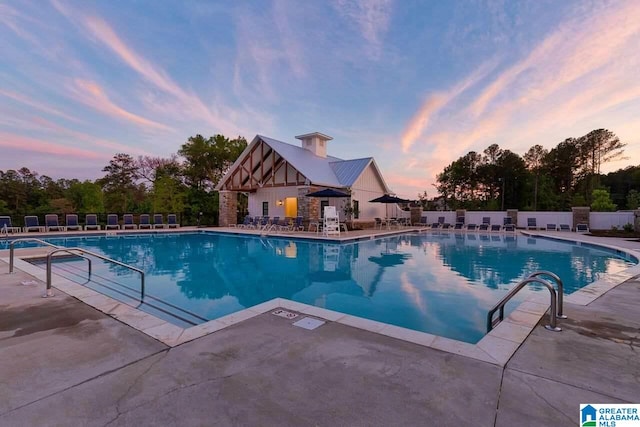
1 231 639 426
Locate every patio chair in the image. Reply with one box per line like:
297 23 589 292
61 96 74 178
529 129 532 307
478 223 489 231
24 215 44 232
441 223 451 230
237 215 251 229
526 218 537 230
374 218 383 229
45 214 64 232
84 214 101 230
453 222 464 230
559 224 571 232
504 224 516 232
122 214 138 230
466 224 477 231
105 214 120 230
503 217 513 226
546 224 557 231
153 214 166 229
431 221 441 229
419 217 428 227
482 217 491 226
576 223 590 233
438 216 445 225
0 216 21 233
490 224 502 232
292 216 304 231
138 214 152 229
167 214 180 228
65 214 82 231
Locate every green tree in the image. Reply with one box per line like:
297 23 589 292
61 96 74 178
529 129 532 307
98 153 140 212
626 189 640 210
591 189 616 211
179 134 247 190
577 129 626 201
152 176 186 213
68 181 105 213
524 145 548 210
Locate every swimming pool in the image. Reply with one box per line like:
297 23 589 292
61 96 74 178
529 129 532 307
14 231 637 343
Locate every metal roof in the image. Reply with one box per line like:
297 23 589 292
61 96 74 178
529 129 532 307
216 134 391 191
330 157 372 187
258 135 345 187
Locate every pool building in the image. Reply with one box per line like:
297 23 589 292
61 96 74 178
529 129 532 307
216 132 393 226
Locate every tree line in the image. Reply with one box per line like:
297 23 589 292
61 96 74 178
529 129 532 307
433 128 639 211
0 134 247 226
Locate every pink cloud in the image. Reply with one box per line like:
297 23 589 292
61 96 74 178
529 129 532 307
68 79 173 131
0 89 82 123
400 60 497 152
0 132 106 160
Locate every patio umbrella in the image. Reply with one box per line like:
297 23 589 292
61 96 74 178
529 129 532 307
306 188 350 198
369 194 412 219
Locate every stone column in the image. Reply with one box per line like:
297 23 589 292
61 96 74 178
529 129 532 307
572 207 590 230
455 209 466 223
410 207 422 225
297 186 320 225
218 191 237 227
506 209 518 227
634 209 640 232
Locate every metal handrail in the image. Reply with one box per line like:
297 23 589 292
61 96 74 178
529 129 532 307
487 277 562 332
527 271 566 319
9 238 89 273
45 247 145 302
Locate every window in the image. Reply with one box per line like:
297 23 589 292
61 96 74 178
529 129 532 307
353 200 359 219
262 201 269 216
320 200 329 218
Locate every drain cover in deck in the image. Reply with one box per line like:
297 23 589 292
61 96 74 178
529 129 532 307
272 309 298 319
293 317 325 330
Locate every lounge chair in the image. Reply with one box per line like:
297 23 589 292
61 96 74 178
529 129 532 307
504 224 516 232
441 223 451 230
138 214 152 229
237 215 251 229
0 216 21 233
419 217 428 227
292 216 304 231
65 214 82 231
559 224 570 232
546 224 557 231
490 224 502 232
466 224 477 231
576 223 590 233
453 222 464 230
431 222 441 229
167 214 180 228
105 214 120 230
482 217 491 226
153 214 166 229
122 214 138 230
84 214 101 230
45 214 64 232
478 223 489 231
24 215 44 232
526 218 537 230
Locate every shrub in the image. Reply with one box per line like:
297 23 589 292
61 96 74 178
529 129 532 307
623 223 634 232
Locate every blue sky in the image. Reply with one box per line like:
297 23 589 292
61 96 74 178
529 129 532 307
1 0 639 198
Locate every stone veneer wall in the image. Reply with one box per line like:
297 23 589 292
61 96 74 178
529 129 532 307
572 207 590 230
218 190 237 227
410 207 422 225
506 209 518 227
297 186 320 223
455 209 466 223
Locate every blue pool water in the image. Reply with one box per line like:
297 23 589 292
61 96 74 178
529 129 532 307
12 231 636 343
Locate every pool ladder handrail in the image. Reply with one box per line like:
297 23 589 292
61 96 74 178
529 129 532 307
487 270 566 333
8 238 144 303
44 247 145 303
9 238 92 277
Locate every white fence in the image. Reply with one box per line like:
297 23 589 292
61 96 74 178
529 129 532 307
421 210 637 230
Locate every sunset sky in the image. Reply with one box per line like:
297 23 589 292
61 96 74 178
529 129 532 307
1 1 639 199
